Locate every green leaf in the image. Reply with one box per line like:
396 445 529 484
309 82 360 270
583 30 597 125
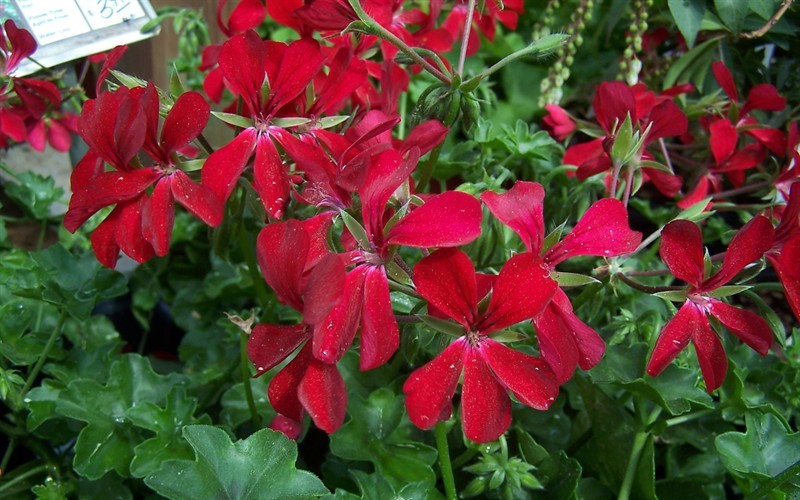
610 114 634 165
707 285 750 298
211 111 254 129
32 477 74 499
330 389 438 490
145 425 329 500
317 115 351 129
419 314 465 337
16 245 128 320
55 354 187 479
668 0 707 48
128 387 210 478
714 0 749 32
675 197 713 222
653 290 688 302
219 378 275 430
553 272 600 287
3 171 64 220
715 412 800 487
339 210 371 250
663 37 722 90
271 117 312 128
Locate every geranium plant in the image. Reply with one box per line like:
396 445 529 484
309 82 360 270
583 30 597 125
1 0 799 498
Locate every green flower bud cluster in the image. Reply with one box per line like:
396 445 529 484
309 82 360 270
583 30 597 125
618 0 648 85
539 0 593 106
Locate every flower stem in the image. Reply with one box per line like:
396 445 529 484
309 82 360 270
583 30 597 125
0 464 49 494
435 422 457 500
240 332 261 429
347 0 450 84
21 311 67 399
618 431 648 500
615 272 682 294
237 229 275 322
457 0 476 77
744 459 800 500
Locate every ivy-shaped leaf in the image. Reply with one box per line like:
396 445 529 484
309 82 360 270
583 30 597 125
3 171 64 220
333 471 442 500
144 425 329 500
128 387 210 478
715 412 800 494
54 354 187 479
329 388 438 490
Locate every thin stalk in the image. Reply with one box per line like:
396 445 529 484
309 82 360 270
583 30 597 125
238 229 274 321
388 281 422 299
197 133 215 155
0 440 15 473
622 162 635 207
435 423 457 500
21 311 67 398
744 459 800 499
457 0 477 77
240 332 261 429
712 179 773 200
609 161 624 199
618 431 648 500
616 273 682 294
664 408 716 428
0 464 49 494
451 448 478 468
347 0 450 84
634 228 663 254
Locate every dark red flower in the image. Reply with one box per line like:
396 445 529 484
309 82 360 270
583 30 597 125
482 181 642 382
248 214 348 436
767 183 800 321
1 20 36 75
403 248 559 442
542 104 576 141
646 217 775 392
65 84 220 267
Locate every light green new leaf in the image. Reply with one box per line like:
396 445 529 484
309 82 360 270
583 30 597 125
145 425 329 500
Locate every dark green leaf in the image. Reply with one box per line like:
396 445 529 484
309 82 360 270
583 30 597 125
144 425 329 499
668 0 707 48
714 0 749 32
3 171 64 220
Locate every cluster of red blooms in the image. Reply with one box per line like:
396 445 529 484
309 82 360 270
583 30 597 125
48 0 796 443
0 20 77 151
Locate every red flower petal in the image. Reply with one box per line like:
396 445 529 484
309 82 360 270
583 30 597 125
386 191 482 248
481 181 545 253
702 215 774 290
533 303 580 383
268 414 303 440
646 301 699 377
218 30 265 114
741 83 786 116
691 314 727 393
90 205 122 268
2 20 37 74
269 343 312 422
478 252 556 333
227 0 267 33
298 358 347 434
768 243 800 322
142 178 174 257
659 220 705 288
313 266 366 364
170 170 223 227
248 324 311 375
544 199 642 266
359 148 415 239
201 127 257 206
414 248 477 329
712 61 739 103
253 135 291 219
462 345 510 443
403 339 465 430
160 91 210 156
115 197 154 263
744 127 786 156
707 300 772 355
266 38 326 113
359 266 399 370
481 339 559 410
400 120 449 155
256 220 309 311
646 100 688 143
303 254 346 325
709 119 738 164
594 81 637 134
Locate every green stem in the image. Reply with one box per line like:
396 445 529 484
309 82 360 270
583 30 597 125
238 229 275 322
0 439 15 473
451 448 478 468
457 0 476 76
347 0 450 84
0 464 48 494
664 408 717 428
618 431 648 500
240 332 261 429
21 311 67 399
388 280 422 299
435 423 457 500
745 459 800 500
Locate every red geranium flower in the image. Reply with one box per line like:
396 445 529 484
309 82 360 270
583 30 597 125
482 181 642 382
403 248 559 442
0 20 36 75
248 214 348 437
767 183 800 322
646 217 775 392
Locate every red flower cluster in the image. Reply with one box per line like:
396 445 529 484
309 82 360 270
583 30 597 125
1 20 77 152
